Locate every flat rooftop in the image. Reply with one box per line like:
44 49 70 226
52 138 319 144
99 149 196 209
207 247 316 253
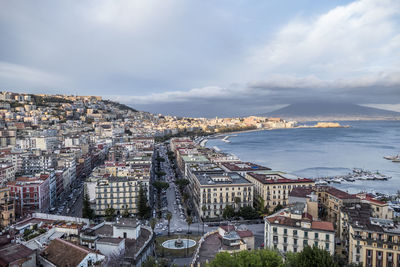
194 172 252 186
220 162 271 172
248 172 313 185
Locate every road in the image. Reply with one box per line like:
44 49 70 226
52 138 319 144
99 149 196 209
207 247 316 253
153 144 265 248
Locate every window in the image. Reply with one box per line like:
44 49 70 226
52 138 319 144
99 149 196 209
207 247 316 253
304 231 308 238
284 229 287 235
293 247 297 253
273 227 277 233
293 230 298 236
326 234 330 241
314 241 318 247
325 243 329 250
283 237 287 244
303 240 308 246
294 239 297 245
314 233 319 239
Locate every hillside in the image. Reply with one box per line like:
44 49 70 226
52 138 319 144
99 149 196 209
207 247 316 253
262 103 400 121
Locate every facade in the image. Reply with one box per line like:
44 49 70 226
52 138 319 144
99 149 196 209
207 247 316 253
316 186 360 231
246 172 314 212
357 193 394 220
0 187 14 228
265 213 335 255
7 175 50 216
190 172 253 219
94 177 148 216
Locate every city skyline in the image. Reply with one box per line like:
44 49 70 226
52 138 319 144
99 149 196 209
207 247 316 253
0 0 399 117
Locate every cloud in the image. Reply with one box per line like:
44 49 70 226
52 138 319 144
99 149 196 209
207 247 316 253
246 0 400 79
0 61 67 90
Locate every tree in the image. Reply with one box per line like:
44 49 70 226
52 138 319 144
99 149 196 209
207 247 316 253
238 206 259 220
175 179 189 193
150 218 157 232
207 249 283 267
272 204 284 214
166 212 172 236
202 205 207 234
82 193 94 219
122 207 130 218
234 197 241 212
256 196 269 216
138 184 151 219
105 206 116 221
222 205 235 220
285 246 338 267
186 216 193 234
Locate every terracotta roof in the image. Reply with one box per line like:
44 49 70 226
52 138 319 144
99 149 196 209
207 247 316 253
237 230 254 238
289 187 315 198
41 238 94 267
311 221 334 232
0 244 34 266
323 187 358 200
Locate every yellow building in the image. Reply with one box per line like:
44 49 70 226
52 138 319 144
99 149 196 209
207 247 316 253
0 187 14 228
357 193 394 219
316 186 360 231
245 172 314 212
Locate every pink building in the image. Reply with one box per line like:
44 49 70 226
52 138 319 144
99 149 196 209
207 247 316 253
7 175 50 217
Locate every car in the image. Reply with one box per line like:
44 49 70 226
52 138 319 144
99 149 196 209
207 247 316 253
176 228 182 233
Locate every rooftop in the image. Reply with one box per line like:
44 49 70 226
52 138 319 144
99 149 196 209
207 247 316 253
194 172 252 186
0 244 34 265
220 162 271 172
248 172 313 185
267 216 334 232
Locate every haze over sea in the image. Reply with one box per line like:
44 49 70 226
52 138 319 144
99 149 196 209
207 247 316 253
206 120 400 194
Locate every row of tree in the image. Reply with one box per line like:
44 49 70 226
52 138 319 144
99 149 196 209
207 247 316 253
207 246 362 267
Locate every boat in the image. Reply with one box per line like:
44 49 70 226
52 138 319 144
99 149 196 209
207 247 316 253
384 155 399 160
392 159 400 163
221 135 231 143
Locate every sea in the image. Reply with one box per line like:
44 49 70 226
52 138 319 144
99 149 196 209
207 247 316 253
205 120 400 195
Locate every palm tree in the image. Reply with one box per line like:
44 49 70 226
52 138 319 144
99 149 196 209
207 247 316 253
150 218 157 233
201 205 207 235
186 216 193 234
166 212 172 236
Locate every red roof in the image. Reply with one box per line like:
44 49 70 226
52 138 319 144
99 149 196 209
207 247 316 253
311 221 334 232
237 230 254 238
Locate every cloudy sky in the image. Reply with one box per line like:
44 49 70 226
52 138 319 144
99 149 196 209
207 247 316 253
0 0 399 117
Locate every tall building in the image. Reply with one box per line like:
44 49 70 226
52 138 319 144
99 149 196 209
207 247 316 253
0 187 14 228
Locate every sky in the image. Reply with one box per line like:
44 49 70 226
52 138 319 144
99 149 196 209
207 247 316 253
0 0 399 117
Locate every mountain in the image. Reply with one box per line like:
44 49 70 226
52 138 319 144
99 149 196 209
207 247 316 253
262 103 400 121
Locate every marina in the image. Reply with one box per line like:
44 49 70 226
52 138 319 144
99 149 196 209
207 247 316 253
312 169 391 185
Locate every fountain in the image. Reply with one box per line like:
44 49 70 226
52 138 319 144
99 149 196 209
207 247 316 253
162 236 196 250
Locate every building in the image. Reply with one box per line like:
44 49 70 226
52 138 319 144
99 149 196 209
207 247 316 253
190 172 253 219
0 187 14 228
7 175 50 216
39 238 105 267
219 162 271 177
316 186 360 231
246 172 314 212
347 215 400 267
94 177 148 216
265 209 335 255
356 193 394 219
0 243 36 267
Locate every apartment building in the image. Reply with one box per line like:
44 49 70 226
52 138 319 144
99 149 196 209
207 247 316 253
94 177 149 216
316 186 360 230
265 209 335 255
356 193 394 220
245 172 314 212
7 175 50 216
191 171 253 219
0 187 14 228
348 215 400 267
0 163 15 186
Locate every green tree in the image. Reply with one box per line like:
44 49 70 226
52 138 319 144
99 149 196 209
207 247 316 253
104 206 116 221
222 205 235 220
186 216 193 234
82 193 94 219
285 246 338 267
166 212 172 236
207 249 283 267
238 206 259 220
138 184 151 219
122 207 130 218
256 196 269 216
152 181 169 212
272 203 284 213
234 197 241 212
150 218 157 233
175 179 189 193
